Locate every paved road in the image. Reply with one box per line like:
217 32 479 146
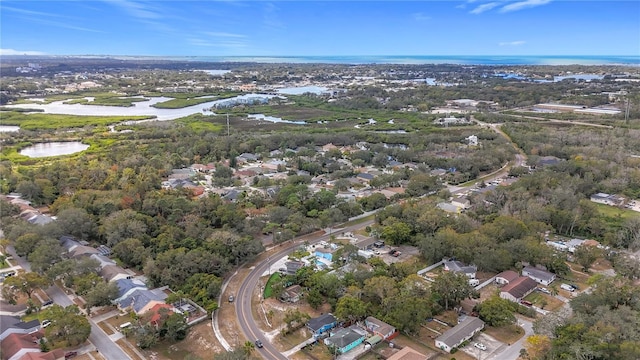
46 285 132 360
235 220 375 360
6 246 132 360
487 318 533 360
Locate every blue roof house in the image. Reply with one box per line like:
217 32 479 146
307 314 338 338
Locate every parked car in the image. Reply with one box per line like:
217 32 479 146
561 284 576 292
388 249 397 254
536 287 551 295
373 250 381 255
42 300 54 307
520 300 533 307
255 339 263 348
474 343 487 351
228 295 234 303
64 351 78 359
41 320 51 328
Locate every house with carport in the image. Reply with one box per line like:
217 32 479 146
435 317 485 353
500 276 538 303
364 316 397 340
522 266 556 286
443 259 477 279
495 270 519 285
324 326 367 354
0 316 40 341
307 313 337 338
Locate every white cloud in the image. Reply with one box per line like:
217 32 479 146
105 0 162 19
0 48 47 56
499 40 526 46
203 32 247 38
189 38 247 48
500 0 552 13
413 12 431 21
470 2 501 14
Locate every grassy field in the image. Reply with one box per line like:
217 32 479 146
1 112 154 130
152 97 220 109
263 272 282 299
484 324 525 344
175 114 224 133
63 96 148 107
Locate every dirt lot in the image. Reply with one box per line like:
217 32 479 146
139 321 224 360
378 245 420 265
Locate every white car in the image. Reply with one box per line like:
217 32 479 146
474 343 487 351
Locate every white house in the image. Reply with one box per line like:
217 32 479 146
443 260 477 279
435 317 485 353
522 266 556 286
590 193 624 206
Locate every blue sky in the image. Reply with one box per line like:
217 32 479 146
1 0 638 56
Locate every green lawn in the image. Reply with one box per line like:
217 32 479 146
1 112 154 130
593 203 637 219
263 273 282 299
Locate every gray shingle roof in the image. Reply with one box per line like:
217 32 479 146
436 317 485 348
307 314 337 332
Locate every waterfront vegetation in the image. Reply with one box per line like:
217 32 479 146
63 96 149 107
0 111 154 130
150 91 240 109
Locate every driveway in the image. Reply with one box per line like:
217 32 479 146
460 332 503 359
486 318 533 360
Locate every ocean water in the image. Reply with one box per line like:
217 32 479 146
141 55 640 65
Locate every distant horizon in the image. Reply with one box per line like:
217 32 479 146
2 54 638 66
1 1 638 58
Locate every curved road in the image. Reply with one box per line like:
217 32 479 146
235 220 374 360
235 123 531 359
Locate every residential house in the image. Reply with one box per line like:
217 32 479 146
451 197 471 210
237 153 259 163
0 316 40 341
356 173 375 184
99 265 131 283
354 237 377 251
68 245 99 259
117 288 168 315
315 247 337 262
500 277 538 303
0 332 42 360
590 193 625 206
364 316 397 340
537 156 562 167
89 254 116 269
280 285 303 303
114 278 148 302
386 346 426 360
443 260 477 279
282 261 305 276
324 326 367 354
147 303 175 329
307 314 337 337
435 317 485 353
16 349 65 360
322 143 339 153
437 202 461 214
495 270 520 285
522 266 556 286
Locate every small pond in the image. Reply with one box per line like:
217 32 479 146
20 141 90 158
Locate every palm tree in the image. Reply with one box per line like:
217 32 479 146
242 341 255 356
